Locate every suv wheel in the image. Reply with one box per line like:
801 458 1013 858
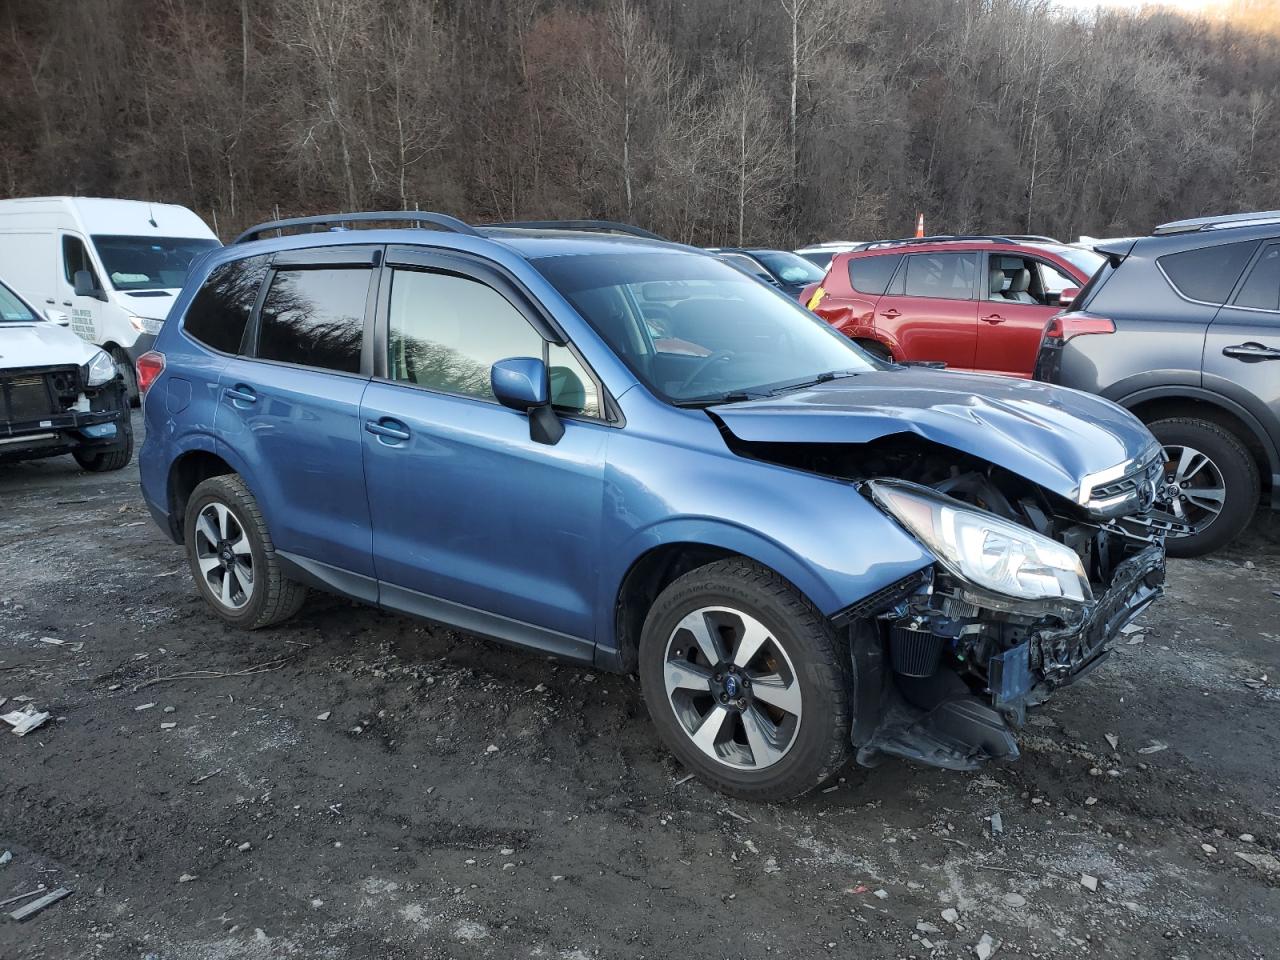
1148 417 1259 558
111 346 140 406
638 558 851 801
72 420 133 472
184 475 307 629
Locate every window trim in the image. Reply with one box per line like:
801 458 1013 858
240 249 381 378
1220 240 1280 316
374 249 619 426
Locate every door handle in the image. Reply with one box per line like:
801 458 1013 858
62 301 73 307
981 314 1005 324
1222 342 1280 361
365 419 411 443
224 385 257 405
44 298 55 305
880 309 901 319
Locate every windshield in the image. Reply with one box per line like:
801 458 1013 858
753 250 826 284
533 251 877 405
91 235 221 292
1030 244 1106 280
0 281 38 323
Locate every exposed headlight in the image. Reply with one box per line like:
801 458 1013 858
128 316 163 336
866 479 1093 609
85 349 118 387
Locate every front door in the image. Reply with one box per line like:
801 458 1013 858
58 233 102 344
1205 239 1280 473
214 246 379 584
974 254 1077 377
874 252 979 369
360 250 607 654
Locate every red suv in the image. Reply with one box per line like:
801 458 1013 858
805 236 1105 378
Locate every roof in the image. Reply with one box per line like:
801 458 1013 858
0 197 217 239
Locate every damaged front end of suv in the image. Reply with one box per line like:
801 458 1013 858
713 377 1167 773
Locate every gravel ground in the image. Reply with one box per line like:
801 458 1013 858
1 411 1278 960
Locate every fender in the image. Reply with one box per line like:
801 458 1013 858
1115 383 1280 481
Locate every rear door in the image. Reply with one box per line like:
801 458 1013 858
214 244 378 586
1204 239 1280 463
873 252 979 369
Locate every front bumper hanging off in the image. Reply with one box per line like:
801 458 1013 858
851 546 1166 772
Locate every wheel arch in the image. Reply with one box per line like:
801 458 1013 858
1120 386 1277 493
167 448 239 541
603 525 844 674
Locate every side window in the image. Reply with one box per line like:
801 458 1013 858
62 235 98 286
1158 240 1258 304
1232 243 1280 312
388 269 544 402
1036 261 1076 298
720 253 771 282
848 254 902 296
903 253 978 300
256 268 369 373
547 343 601 418
183 255 270 354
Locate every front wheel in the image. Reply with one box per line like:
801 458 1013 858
73 421 133 472
638 558 851 802
110 346 140 407
183 475 307 629
1148 417 1259 558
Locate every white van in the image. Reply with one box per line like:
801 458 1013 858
0 197 220 402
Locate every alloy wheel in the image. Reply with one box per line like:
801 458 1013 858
194 502 255 610
663 606 802 770
1160 444 1227 537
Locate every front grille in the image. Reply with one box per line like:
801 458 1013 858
0 366 80 426
1085 454 1164 517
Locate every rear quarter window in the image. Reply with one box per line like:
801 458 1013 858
183 255 270 354
1157 240 1259 304
848 254 902 296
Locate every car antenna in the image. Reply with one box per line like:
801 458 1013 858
147 203 158 229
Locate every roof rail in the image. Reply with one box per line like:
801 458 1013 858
233 211 480 245
1153 210 1280 236
484 219 667 241
1005 234 1060 243
862 234 1019 250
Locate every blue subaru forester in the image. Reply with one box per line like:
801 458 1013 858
139 213 1166 800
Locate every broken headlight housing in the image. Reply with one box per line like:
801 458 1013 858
84 349 118 387
866 479 1093 613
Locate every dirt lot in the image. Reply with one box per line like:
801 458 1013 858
2 411 1278 960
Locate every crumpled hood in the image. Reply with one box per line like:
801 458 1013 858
0 322 101 370
711 369 1161 503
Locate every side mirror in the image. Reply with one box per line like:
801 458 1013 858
491 356 564 445
45 309 70 326
74 269 106 301
1058 286 1081 307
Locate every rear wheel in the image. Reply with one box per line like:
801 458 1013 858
1148 417 1258 558
184 475 307 629
638 558 851 801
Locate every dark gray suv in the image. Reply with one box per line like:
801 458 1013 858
1037 211 1280 556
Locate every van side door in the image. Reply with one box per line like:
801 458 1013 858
59 233 103 344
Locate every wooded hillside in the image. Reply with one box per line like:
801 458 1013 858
2 0 1277 244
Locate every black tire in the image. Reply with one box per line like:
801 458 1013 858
72 419 134 472
110 346 140 407
638 558 851 802
183 474 307 629
1148 417 1259 558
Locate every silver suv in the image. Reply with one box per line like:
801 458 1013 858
1037 211 1280 556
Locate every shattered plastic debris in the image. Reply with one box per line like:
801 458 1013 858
1137 741 1168 755
1104 733 1119 751
2 704 51 737
1080 873 1099 892
975 932 997 959
990 811 1003 836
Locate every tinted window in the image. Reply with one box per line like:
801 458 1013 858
183 255 270 354
388 269 543 402
256 268 369 373
848 254 902 295
902 253 978 300
1158 240 1258 304
62 235 98 286
1233 243 1280 311
547 343 601 417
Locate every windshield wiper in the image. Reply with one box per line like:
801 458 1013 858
672 391 759 408
768 369 862 396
